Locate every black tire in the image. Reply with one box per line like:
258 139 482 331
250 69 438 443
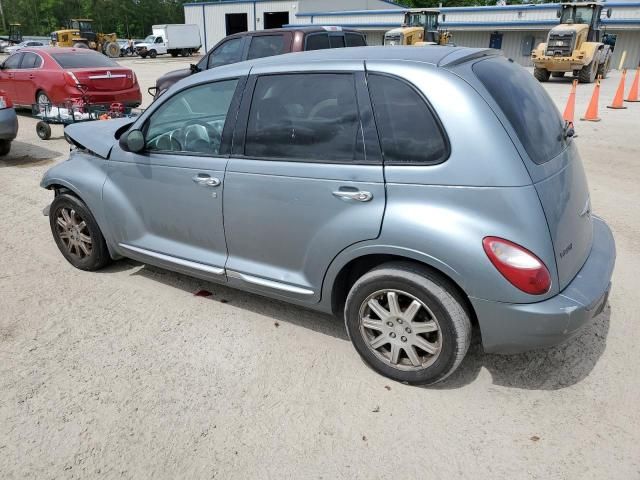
170 51 178 57
140 53 147 59
49 193 111 271
534 67 550 82
149 49 157 59
344 262 472 385
181 48 190 57
0 140 10 156
578 59 598 83
73 42 89 49
36 121 51 140
551 72 565 78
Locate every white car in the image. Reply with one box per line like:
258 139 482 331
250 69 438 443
5 40 47 54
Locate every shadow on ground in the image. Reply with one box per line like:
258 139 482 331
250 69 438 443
102 260 610 391
0 141 60 167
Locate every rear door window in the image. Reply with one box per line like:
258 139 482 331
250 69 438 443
329 35 345 48
244 73 363 162
20 52 39 69
3 53 23 69
473 56 567 165
305 33 329 51
346 33 366 47
247 35 285 60
367 74 448 164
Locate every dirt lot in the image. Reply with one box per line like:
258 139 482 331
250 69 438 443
1 55 639 479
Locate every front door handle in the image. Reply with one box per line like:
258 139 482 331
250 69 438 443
332 190 373 202
192 174 221 187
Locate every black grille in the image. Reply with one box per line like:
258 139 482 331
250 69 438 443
545 32 575 57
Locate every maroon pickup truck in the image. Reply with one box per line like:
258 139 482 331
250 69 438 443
151 26 367 99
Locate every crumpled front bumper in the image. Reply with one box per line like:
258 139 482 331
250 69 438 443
471 216 616 354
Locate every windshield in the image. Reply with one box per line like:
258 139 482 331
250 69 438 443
404 12 438 30
143 35 155 43
51 52 119 69
560 6 595 25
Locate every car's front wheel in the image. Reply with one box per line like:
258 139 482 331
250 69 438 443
49 193 111 271
345 262 471 385
0 140 11 156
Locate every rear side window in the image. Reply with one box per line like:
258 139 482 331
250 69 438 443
368 74 448 164
473 57 567 165
329 35 345 48
52 53 118 68
245 73 362 162
247 35 285 60
346 33 366 47
20 52 40 69
305 33 329 51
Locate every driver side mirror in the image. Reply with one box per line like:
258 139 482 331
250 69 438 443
119 129 145 153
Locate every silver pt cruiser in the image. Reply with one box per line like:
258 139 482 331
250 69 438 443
41 47 615 384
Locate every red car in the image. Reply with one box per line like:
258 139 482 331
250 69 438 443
0 47 141 108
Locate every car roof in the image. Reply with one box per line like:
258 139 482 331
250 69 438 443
225 26 365 39
21 47 102 55
198 45 496 78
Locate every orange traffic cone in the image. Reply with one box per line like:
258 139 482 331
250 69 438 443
625 68 640 102
581 77 602 122
563 79 578 124
607 69 627 109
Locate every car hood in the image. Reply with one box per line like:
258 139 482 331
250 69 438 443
137 43 152 48
65 117 135 159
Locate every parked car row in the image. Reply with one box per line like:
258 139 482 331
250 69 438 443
40 46 615 385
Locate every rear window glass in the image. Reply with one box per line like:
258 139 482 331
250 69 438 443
329 35 345 48
247 35 285 60
52 53 119 69
368 74 448 164
305 33 329 51
346 33 366 47
473 57 567 165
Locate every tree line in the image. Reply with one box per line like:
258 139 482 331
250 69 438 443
0 0 557 38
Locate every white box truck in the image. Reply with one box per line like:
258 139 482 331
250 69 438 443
136 24 201 58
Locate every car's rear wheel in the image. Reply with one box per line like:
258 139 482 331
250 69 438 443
344 262 471 385
49 193 111 271
36 91 51 106
0 140 11 156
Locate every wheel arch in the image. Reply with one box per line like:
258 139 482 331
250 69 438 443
323 246 477 325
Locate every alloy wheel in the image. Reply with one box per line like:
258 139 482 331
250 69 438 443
55 207 93 259
358 289 442 371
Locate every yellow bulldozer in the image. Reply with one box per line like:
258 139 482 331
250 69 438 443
383 9 452 46
531 2 616 83
50 19 120 58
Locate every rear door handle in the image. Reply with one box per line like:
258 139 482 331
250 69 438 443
332 190 373 202
192 174 221 187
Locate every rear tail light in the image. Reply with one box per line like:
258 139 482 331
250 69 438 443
64 71 80 87
131 71 137 84
0 90 12 109
483 237 551 295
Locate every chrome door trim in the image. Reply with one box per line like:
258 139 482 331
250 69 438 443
119 243 225 276
227 270 314 295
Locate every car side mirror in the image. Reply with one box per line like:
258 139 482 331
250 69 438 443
119 129 145 153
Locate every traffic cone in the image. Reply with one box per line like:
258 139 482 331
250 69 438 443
607 69 627 109
563 79 578 124
625 68 640 102
581 77 602 122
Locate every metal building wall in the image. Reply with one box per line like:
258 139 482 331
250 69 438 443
609 30 640 69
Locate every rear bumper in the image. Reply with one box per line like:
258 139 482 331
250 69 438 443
0 107 19 141
63 86 142 108
472 216 616 353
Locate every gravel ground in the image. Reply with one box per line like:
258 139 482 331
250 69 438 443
1 55 639 479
